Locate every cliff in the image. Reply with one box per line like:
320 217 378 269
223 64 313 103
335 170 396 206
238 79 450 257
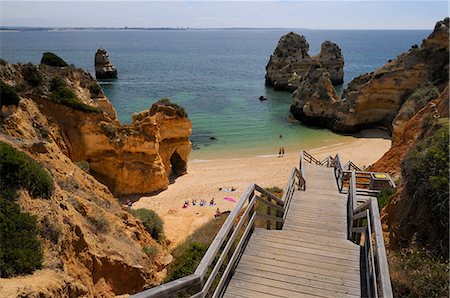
265 32 344 91
0 57 191 296
291 18 449 134
0 61 192 196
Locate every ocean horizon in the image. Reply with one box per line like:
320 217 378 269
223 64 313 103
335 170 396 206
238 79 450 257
0 29 429 159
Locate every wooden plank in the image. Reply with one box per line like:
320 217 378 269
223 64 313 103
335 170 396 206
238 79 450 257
245 240 360 264
283 224 347 238
231 272 360 298
227 278 318 298
224 285 283 298
283 220 347 231
286 209 347 221
253 233 358 254
237 258 361 288
258 230 359 250
240 253 361 281
242 248 361 273
235 263 360 293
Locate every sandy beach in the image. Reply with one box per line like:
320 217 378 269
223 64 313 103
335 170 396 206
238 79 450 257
133 129 391 248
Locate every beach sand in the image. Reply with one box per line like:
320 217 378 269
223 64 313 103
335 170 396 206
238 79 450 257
133 129 391 248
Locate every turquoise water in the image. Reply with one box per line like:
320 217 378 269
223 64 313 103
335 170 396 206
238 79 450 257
0 29 429 158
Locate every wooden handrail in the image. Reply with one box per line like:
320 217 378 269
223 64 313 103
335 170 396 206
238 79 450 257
133 166 305 297
347 172 393 298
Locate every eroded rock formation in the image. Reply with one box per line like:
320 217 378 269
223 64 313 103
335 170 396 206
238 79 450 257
0 62 191 197
265 32 344 91
95 48 117 79
291 63 339 124
0 59 191 296
290 18 449 134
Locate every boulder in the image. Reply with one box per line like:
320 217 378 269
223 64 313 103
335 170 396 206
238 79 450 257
95 48 117 79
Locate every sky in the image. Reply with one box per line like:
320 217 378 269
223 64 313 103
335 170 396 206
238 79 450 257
0 1 448 29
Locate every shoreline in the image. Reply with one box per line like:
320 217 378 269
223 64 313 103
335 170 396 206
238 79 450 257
133 129 391 249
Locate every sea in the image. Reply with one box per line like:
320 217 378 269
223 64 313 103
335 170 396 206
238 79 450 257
0 29 429 159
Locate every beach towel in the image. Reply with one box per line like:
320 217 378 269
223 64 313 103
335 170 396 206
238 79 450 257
224 197 236 203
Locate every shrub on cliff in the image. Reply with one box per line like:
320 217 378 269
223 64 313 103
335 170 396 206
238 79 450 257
165 242 207 282
401 123 449 257
154 98 188 118
50 86 101 113
0 80 20 107
0 198 43 277
40 52 68 67
89 83 102 98
132 208 164 242
0 141 53 200
21 63 42 87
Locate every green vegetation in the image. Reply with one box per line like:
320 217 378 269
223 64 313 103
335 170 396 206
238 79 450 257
49 76 65 92
21 63 42 87
89 82 102 97
40 217 61 245
0 80 20 107
143 245 158 258
376 187 396 209
154 98 188 118
75 160 90 173
40 52 68 67
132 208 164 242
165 215 227 282
0 198 43 277
401 123 449 257
0 141 53 200
390 247 449 297
166 242 207 282
50 86 101 113
87 213 109 233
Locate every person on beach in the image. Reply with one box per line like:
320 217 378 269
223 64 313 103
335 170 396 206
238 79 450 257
215 208 221 218
182 201 189 208
210 198 216 206
278 147 282 157
281 147 285 157
192 199 197 206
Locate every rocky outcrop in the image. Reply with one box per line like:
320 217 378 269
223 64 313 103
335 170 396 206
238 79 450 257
291 63 339 125
290 18 449 134
265 32 344 91
0 62 191 196
315 41 344 85
95 48 117 79
0 59 191 296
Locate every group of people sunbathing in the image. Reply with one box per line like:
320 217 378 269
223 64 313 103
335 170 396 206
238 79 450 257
182 198 222 218
182 198 216 208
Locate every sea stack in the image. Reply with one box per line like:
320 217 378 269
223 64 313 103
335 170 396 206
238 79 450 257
265 32 312 92
95 48 117 79
265 32 344 91
315 41 344 85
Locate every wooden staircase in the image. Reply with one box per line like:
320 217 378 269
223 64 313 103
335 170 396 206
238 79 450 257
225 163 363 297
132 151 394 298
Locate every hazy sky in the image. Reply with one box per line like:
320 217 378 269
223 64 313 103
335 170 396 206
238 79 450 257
0 1 448 29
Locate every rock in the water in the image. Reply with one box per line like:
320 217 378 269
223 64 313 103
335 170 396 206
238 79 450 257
95 48 117 79
289 18 449 134
290 63 339 126
265 32 312 91
265 32 344 92
315 41 344 85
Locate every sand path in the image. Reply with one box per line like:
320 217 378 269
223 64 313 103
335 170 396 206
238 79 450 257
133 129 391 248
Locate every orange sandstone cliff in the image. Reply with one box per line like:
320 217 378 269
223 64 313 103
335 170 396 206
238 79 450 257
0 60 191 296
